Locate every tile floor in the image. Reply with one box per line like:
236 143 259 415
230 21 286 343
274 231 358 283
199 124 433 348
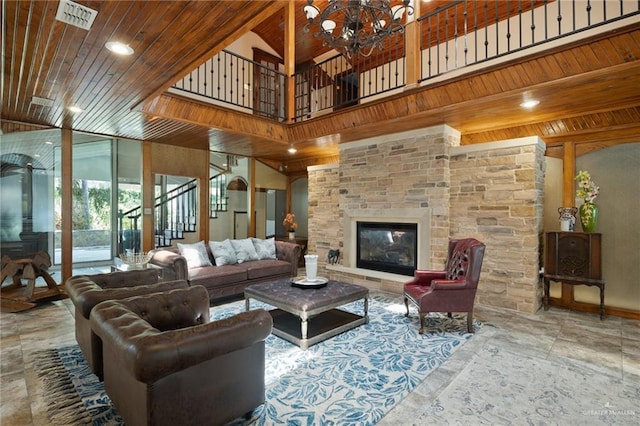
1 281 639 425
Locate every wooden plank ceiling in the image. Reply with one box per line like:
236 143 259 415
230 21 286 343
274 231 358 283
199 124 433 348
3 1 640 174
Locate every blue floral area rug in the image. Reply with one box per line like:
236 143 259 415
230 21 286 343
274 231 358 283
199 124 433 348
34 292 478 425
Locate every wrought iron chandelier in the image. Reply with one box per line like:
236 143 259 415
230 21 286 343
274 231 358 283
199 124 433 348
303 0 414 59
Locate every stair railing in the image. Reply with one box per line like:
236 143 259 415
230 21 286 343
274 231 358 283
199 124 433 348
119 171 231 250
210 172 228 218
154 180 197 247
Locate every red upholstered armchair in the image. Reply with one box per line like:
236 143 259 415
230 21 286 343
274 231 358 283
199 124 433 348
403 238 486 334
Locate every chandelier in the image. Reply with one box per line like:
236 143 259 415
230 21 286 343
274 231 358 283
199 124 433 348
303 0 414 59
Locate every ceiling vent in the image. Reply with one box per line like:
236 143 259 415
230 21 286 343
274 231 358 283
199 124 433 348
55 0 98 31
31 96 54 107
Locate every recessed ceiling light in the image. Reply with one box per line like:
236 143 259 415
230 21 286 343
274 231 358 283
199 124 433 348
520 100 540 108
288 146 297 154
68 106 83 113
105 41 134 56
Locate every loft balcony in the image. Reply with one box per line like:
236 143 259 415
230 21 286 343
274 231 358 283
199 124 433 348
167 1 639 124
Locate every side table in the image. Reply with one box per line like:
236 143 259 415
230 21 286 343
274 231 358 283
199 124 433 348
111 259 165 280
543 232 605 319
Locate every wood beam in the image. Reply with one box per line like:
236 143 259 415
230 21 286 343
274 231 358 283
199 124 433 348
61 126 72 283
284 0 296 123
199 154 209 241
142 93 289 144
404 0 421 90
561 141 576 305
249 158 256 237
562 142 576 207
142 141 154 252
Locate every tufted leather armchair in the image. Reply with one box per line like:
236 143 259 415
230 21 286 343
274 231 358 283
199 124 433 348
90 285 273 426
403 238 486 334
65 268 188 379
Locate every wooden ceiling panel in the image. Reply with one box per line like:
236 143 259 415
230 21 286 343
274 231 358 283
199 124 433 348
2 0 277 139
462 107 640 145
259 1 548 70
2 1 640 176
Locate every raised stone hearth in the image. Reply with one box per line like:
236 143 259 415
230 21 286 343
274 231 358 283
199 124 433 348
308 125 545 313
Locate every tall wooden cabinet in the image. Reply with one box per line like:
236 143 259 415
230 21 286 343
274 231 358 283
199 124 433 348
543 232 605 319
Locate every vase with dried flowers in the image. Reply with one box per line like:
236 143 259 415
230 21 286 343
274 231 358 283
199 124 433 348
283 213 298 239
575 170 600 232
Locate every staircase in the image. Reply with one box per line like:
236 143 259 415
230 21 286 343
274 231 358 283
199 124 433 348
118 171 229 252
154 179 198 247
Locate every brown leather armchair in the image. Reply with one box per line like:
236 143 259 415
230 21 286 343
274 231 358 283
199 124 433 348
403 238 486 334
90 285 273 426
65 268 188 379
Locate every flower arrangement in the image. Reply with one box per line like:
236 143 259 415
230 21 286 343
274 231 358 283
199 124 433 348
283 213 298 232
575 170 600 204
575 170 600 229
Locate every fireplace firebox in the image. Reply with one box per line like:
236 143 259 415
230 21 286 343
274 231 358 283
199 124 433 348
356 221 417 276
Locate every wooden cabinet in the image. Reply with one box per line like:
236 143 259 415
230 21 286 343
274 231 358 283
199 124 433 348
543 232 605 319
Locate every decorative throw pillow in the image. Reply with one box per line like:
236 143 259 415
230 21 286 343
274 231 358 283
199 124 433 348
252 237 276 260
209 239 237 266
177 241 212 269
230 238 259 264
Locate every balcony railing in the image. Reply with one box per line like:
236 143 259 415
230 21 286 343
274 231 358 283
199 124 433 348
294 30 407 121
419 0 640 81
172 49 287 122
170 0 638 123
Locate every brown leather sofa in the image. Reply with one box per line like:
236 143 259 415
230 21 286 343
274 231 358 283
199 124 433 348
65 268 188 379
149 239 301 300
90 285 273 426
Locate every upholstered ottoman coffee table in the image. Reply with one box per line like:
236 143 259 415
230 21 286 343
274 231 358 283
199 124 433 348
245 278 369 350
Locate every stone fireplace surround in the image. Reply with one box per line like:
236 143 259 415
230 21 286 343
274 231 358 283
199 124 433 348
341 208 430 280
307 125 545 314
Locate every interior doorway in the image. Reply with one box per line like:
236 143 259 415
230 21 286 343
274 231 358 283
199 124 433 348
334 71 359 110
234 211 248 239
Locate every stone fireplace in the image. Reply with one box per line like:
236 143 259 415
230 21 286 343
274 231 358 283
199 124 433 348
356 221 417 276
341 207 430 279
307 125 546 314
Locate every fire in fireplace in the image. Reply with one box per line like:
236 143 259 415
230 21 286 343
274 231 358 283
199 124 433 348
356 221 417 276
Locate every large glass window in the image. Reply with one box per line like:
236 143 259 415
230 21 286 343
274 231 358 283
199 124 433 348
48 135 141 268
116 140 143 254
2 129 142 274
0 129 59 262
53 136 114 265
70 138 112 263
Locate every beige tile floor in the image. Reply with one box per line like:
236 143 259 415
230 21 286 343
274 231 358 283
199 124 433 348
1 286 639 425
381 303 640 425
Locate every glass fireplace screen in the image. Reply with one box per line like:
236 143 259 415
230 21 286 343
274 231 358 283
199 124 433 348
356 221 417 276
